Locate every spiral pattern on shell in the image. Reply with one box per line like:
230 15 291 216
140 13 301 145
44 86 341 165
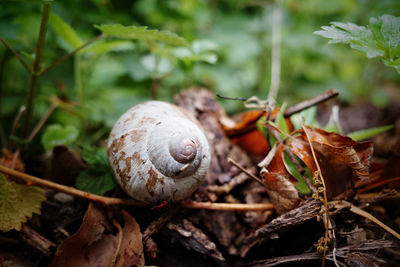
107 101 211 204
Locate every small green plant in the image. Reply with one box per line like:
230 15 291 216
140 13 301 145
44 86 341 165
315 14 400 74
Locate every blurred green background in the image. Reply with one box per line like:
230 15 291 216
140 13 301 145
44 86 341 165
1 0 399 149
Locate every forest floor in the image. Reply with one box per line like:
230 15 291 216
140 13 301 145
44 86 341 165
1 87 400 267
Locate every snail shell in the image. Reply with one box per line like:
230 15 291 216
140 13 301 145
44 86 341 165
107 101 211 204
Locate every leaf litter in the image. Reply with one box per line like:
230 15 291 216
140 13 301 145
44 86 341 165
0 87 399 266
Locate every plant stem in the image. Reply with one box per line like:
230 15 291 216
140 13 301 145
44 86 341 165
267 0 282 102
39 34 105 75
23 3 52 138
0 38 31 73
182 201 274 211
0 164 146 206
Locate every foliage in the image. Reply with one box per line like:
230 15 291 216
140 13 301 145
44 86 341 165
315 15 400 73
0 174 45 232
41 124 79 150
75 146 117 195
95 24 189 46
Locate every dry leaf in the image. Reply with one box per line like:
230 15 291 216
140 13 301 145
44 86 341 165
260 143 300 214
289 125 373 199
115 210 145 267
50 203 117 267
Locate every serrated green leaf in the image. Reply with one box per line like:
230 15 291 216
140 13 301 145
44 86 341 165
41 124 79 150
83 40 135 55
49 12 84 50
75 170 116 196
81 146 109 169
76 146 116 195
315 15 400 73
347 125 393 141
0 174 45 232
94 24 189 47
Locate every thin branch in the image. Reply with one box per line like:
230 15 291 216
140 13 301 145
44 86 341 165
302 123 330 267
348 201 400 240
182 201 274 211
23 3 52 138
9 106 25 149
0 164 146 206
0 38 32 73
284 89 339 117
228 157 265 186
26 101 58 143
40 34 105 75
267 0 282 102
216 94 247 101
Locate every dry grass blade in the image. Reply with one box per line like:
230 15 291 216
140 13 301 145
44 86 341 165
346 201 400 240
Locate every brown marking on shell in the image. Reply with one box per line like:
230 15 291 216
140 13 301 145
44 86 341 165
132 151 145 165
109 134 126 154
146 167 159 197
138 116 157 127
130 129 146 144
116 151 131 189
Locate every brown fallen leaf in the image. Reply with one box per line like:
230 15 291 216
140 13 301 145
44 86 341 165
50 204 145 267
260 143 300 214
50 203 117 267
288 125 373 200
114 210 145 267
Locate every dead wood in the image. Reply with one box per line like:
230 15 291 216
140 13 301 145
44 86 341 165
244 239 394 267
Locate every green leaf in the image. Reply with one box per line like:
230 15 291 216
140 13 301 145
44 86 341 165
83 40 135 55
49 12 84 50
94 24 189 47
81 146 109 169
291 106 319 130
75 170 116 196
0 174 46 232
315 22 383 58
75 146 116 195
315 15 400 73
284 153 311 195
41 124 79 150
347 125 393 141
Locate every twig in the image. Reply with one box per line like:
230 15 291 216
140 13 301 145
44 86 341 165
0 38 32 73
302 124 330 267
267 0 282 102
216 94 247 101
0 164 146 206
347 201 400 240
23 3 52 137
182 201 274 211
228 157 265 186
111 220 123 267
40 34 105 75
9 106 26 148
357 177 400 193
26 101 58 143
284 89 339 117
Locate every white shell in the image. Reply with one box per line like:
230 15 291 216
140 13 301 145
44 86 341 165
107 101 211 204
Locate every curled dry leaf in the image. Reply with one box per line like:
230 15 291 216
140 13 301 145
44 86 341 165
221 109 272 161
289 125 373 200
50 203 144 267
260 143 300 214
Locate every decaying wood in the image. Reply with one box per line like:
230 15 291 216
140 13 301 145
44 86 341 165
163 218 225 262
240 200 351 257
19 225 55 257
245 239 393 267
